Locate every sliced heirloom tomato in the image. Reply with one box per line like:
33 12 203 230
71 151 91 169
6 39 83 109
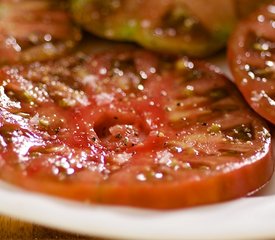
0 47 272 209
71 0 237 57
0 0 81 64
228 1 275 124
71 0 273 58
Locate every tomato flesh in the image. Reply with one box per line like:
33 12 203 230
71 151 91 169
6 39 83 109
0 48 272 209
228 1 275 124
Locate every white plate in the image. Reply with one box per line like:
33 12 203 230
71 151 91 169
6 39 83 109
0 52 274 240
0 174 275 240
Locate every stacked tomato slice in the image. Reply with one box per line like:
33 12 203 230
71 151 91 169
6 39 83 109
0 1 273 210
228 1 275 124
0 0 81 64
0 47 272 209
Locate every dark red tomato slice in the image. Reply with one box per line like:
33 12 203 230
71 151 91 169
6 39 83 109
0 0 81 64
228 2 275 124
0 48 272 209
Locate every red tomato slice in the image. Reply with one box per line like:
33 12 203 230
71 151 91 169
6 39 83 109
228 2 275 124
0 0 81 64
0 48 272 209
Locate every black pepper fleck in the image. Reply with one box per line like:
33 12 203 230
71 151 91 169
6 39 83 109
115 134 122 139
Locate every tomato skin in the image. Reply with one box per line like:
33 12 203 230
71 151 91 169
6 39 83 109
228 2 275 124
0 48 273 209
